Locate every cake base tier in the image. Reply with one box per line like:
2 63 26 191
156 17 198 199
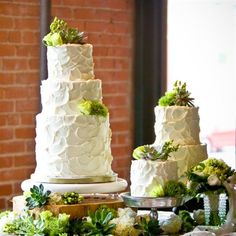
21 178 128 194
13 194 125 219
31 173 117 184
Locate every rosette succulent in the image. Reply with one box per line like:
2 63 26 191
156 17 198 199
43 17 86 46
25 184 51 210
132 140 179 161
158 80 195 107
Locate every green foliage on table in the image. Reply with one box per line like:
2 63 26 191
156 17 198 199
158 80 195 107
61 192 84 205
78 100 109 117
132 140 179 161
134 216 162 236
3 210 70 236
178 210 196 233
82 207 116 235
25 184 51 210
43 17 86 46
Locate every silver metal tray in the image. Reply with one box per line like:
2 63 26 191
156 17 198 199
120 192 184 220
120 192 183 209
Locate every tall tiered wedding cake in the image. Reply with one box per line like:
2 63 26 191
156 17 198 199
130 81 208 196
32 19 114 181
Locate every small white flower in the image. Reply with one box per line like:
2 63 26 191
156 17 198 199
207 174 221 186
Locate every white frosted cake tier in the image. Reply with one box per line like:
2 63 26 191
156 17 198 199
34 114 113 178
47 44 94 81
169 143 207 180
154 106 200 146
130 159 178 197
21 178 128 194
41 79 102 115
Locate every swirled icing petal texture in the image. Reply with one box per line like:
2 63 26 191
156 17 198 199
47 44 94 81
154 106 200 146
169 144 208 180
130 160 178 197
41 79 102 115
34 114 113 178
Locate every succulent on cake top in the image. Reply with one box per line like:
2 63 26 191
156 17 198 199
43 17 87 46
78 100 108 117
158 81 195 107
132 140 179 161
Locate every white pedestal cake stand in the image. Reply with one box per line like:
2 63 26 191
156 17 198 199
21 178 128 194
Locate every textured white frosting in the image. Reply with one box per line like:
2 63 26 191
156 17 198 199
47 44 94 81
34 114 113 178
169 144 207 180
41 79 102 115
130 159 178 197
154 106 200 146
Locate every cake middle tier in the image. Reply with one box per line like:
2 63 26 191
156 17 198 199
154 106 201 146
34 114 113 178
41 79 102 115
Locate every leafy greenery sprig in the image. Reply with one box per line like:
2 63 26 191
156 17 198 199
78 100 109 117
132 140 179 161
158 80 195 107
25 184 51 210
43 17 87 46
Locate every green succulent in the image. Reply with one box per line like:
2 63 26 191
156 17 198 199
134 216 162 236
43 17 86 46
132 140 179 161
82 207 116 235
158 80 195 107
25 184 51 210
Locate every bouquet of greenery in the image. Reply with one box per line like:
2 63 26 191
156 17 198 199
186 158 235 195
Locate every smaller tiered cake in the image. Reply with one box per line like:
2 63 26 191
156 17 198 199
130 81 208 197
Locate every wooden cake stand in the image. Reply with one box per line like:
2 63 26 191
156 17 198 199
13 176 128 218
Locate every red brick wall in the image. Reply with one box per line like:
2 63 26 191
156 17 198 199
0 0 134 210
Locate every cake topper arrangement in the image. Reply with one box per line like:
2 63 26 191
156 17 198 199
43 17 87 46
132 140 179 161
158 80 195 107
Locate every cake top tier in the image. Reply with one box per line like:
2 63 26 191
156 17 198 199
43 17 94 81
47 44 94 81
